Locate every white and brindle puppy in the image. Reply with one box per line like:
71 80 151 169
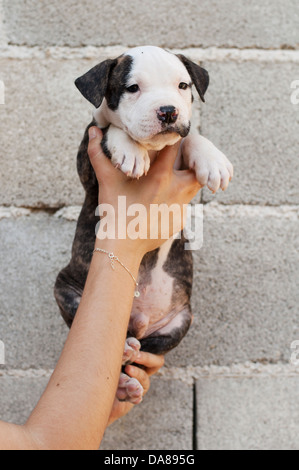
55 46 233 404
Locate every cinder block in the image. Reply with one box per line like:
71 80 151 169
0 57 100 208
3 0 299 49
166 205 299 367
196 374 299 450
101 378 193 450
0 374 192 450
2 206 299 370
0 373 49 424
2 207 299 371
0 213 72 368
200 61 299 205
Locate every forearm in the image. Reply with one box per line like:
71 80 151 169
24 240 143 450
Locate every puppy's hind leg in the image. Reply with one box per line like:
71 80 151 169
54 268 83 328
140 305 193 356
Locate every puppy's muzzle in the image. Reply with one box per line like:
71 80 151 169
157 106 178 125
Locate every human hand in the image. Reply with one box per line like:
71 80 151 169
88 127 202 259
107 352 165 426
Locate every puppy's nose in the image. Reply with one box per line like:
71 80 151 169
157 106 178 124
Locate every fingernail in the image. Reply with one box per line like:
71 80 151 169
89 127 97 140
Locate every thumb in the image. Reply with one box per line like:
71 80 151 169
87 126 114 182
174 169 203 199
150 139 182 175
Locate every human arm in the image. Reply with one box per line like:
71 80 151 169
0 127 201 450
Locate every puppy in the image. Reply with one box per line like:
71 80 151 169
55 46 233 404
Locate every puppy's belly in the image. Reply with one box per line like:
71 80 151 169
128 238 187 340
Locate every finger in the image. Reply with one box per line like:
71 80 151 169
133 352 165 376
149 139 182 175
174 169 202 197
175 168 201 186
87 127 115 182
87 126 103 160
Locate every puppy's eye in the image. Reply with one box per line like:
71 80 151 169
126 84 140 93
179 82 189 90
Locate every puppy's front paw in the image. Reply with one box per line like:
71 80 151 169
196 152 233 194
105 129 150 178
117 373 144 405
183 135 234 193
113 142 150 179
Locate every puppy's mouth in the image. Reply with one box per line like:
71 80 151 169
124 121 191 147
158 123 191 138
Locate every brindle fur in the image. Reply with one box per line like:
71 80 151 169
54 49 203 355
54 123 194 355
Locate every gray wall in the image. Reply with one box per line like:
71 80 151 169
0 0 299 450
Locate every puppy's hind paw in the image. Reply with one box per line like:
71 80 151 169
116 373 144 405
122 337 141 365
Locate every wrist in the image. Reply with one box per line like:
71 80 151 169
93 238 144 273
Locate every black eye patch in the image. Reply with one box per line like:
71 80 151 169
105 55 134 111
176 54 209 102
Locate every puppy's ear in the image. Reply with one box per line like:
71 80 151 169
75 59 118 108
177 54 209 102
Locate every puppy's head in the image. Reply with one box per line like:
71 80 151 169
75 46 209 150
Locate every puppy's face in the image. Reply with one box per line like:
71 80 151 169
108 48 193 149
75 46 209 151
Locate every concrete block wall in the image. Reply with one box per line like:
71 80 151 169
0 0 299 450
